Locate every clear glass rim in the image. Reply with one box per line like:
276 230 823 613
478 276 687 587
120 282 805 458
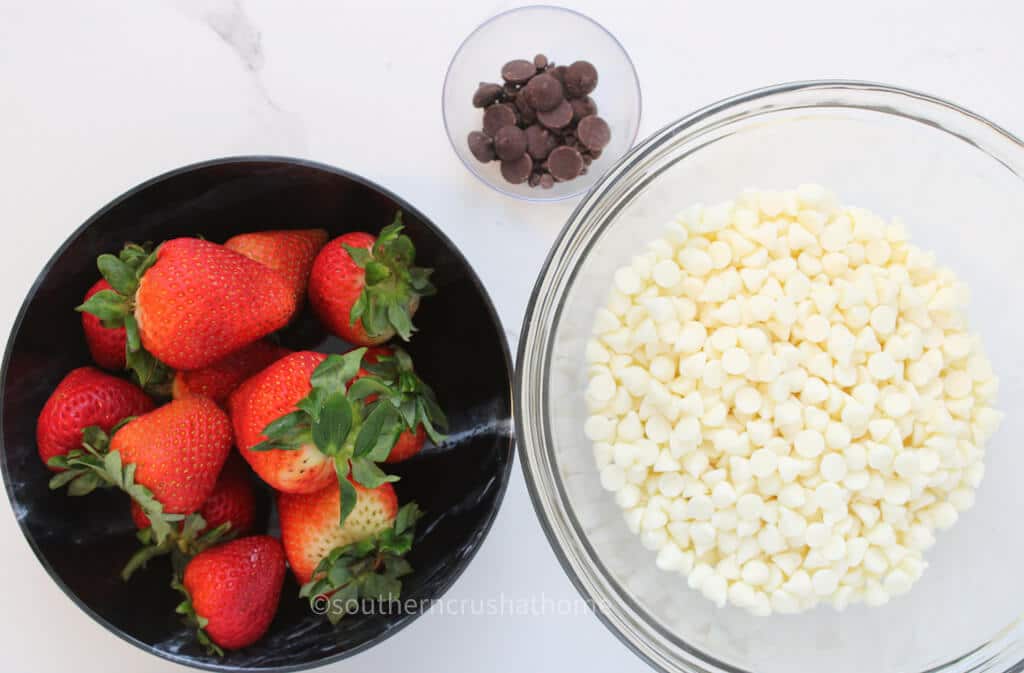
515 80 1024 673
440 3 643 203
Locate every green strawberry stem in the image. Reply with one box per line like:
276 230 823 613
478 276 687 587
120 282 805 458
76 242 172 394
47 422 183 545
121 515 233 581
172 576 224 657
343 211 437 341
299 502 422 624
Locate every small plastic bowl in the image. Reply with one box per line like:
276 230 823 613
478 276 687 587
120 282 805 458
442 5 641 202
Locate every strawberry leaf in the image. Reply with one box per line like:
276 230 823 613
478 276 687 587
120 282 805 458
353 403 402 460
97 254 139 296
76 289 130 327
310 349 367 393
343 211 436 341
350 456 399 489
312 392 352 456
336 459 358 526
354 347 448 448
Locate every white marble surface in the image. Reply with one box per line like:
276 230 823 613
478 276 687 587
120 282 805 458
1 1 1022 671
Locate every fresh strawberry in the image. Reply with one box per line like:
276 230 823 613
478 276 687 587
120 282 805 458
177 536 286 653
112 397 233 514
280 483 423 624
228 351 336 495
81 279 127 370
36 367 154 470
225 229 328 314
172 340 291 405
349 346 447 463
308 212 435 346
131 455 256 535
77 238 297 378
277 479 399 584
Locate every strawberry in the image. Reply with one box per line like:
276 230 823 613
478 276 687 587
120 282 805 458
225 228 328 314
352 346 446 463
81 279 127 370
177 536 286 653
279 483 422 624
112 397 233 514
277 479 397 583
308 212 435 346
228 351 337 495
172 339 291 405
230 347 443 523
36 367 154 470
130 455 256 535
77 238 297 379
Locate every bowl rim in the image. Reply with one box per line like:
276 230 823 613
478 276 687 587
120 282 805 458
515 80 1024 673
441 3 643 203
0 155 517 673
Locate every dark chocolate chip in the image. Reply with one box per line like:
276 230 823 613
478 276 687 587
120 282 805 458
547 145 584 181
537 99 573 130
583 155 593 166
528 172 542 187
590 149 602 160
577 115 611 151
550 65 567 84
525 124 558 160
500 153 533 184
515 94 537 124
565 60 598 97
472 82 504 108
502 83 520 99
494 125 527 161
540 173 555 189
501 59 536 84
523 73 564 112
482 103 517 137
534 53 548 69
570 96 598 123
467 131 495 163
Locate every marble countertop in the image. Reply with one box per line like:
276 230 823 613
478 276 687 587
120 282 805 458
1 1 1022 671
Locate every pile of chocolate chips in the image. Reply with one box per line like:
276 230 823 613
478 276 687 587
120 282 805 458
467 55 611 189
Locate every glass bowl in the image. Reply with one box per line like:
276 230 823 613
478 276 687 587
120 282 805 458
516 81 1024 673
442 5 641 202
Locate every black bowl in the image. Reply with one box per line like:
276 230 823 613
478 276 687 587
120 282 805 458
0 157 514 671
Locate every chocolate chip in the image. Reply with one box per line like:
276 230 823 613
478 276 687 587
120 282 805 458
501 59 536 84
472 82 503 108
583 155 593 166
467 131 495 163
550 65 567 84
540 173 555 189
525 124 558 160
565 60 598 97
512 96 534 126
500 154 533 184
523 73 564 112
547 145 584 181
534 54 548 69
570 96 598 123
577 115 611 151
482 103 517 137
494 125 527 161
502 83 520 100
528 172 541 187
537 99 573 130
590 149 602 160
